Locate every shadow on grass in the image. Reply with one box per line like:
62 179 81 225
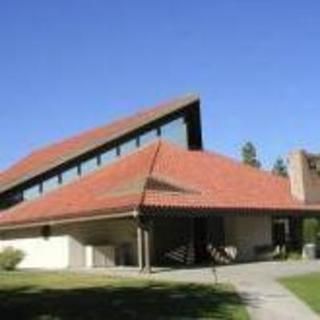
0 281 247 320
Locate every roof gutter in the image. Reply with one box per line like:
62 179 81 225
0 210 135 232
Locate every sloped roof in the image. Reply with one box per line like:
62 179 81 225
143 142 310 210
1 141 320 229
0 142 159 227
0 94 199 194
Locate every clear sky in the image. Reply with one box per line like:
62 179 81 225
1 0 320 171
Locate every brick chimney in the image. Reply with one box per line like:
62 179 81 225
288 150 320 204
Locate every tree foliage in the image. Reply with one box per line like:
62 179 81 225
303 218 320 244
241 142 261 168
272 157 288 177
0 247 25 271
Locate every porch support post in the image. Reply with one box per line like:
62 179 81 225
189 217 195 265
137 222 145 272
143 225 151 273
136 212 152 273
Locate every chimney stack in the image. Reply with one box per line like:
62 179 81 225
288 150 320 204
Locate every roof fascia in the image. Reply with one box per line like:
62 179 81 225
0 210 136 232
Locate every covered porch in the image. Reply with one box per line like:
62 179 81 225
137 209 273 272
0 208 317 271
136 208 320 272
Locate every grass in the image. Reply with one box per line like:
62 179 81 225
280 272 320 314
0 271 249 320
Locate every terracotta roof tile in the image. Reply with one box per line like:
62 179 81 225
1 140 320 228
0 94 199 193
0 142 159 227
144 143 300 210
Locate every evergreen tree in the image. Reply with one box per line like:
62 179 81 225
272 157 288 177
241 142 261 168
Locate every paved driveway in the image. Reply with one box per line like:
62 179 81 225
93 261 320 320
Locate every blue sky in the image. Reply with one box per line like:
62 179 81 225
1 0 320 170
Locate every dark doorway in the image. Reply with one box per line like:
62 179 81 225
208 217 225 247
273 220 286 246
194 217 209 263
273 217 303 251
289 217 303 250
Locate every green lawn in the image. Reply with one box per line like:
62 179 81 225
0 271 249 320
280 272 320 314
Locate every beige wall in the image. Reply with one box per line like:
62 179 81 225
224 215 272 261
68 236 86 268
66 218 138 266
288 150 320 204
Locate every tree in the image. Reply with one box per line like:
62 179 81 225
272 157 288 177
241 142 261 168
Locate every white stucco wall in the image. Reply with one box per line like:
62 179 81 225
0 235 70 269
224 215 272 261
68 236 86 268
85 246 94 268
0 217 137 269
67 218 138 266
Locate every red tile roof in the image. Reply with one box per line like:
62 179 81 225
144 142 309 210
1 141 319 228
0 142 159 227
0 94 199 194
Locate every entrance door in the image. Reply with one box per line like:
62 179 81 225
194 217 209 263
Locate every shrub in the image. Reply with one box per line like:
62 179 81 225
303 218 320 244
287 251 302 260
0 247 25 271
273 246 287 260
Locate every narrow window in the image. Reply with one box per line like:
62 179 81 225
100 148 117 166
119 139 137 156
61 167 79 185
140 129 158 146
23 185 41 201
42 176 60 193
81 157 99 175
161 117 188 148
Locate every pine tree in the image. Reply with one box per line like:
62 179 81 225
241 142 261 168
272 157 288 177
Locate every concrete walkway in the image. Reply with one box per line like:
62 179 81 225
213 261 320 320
89 261 320 320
